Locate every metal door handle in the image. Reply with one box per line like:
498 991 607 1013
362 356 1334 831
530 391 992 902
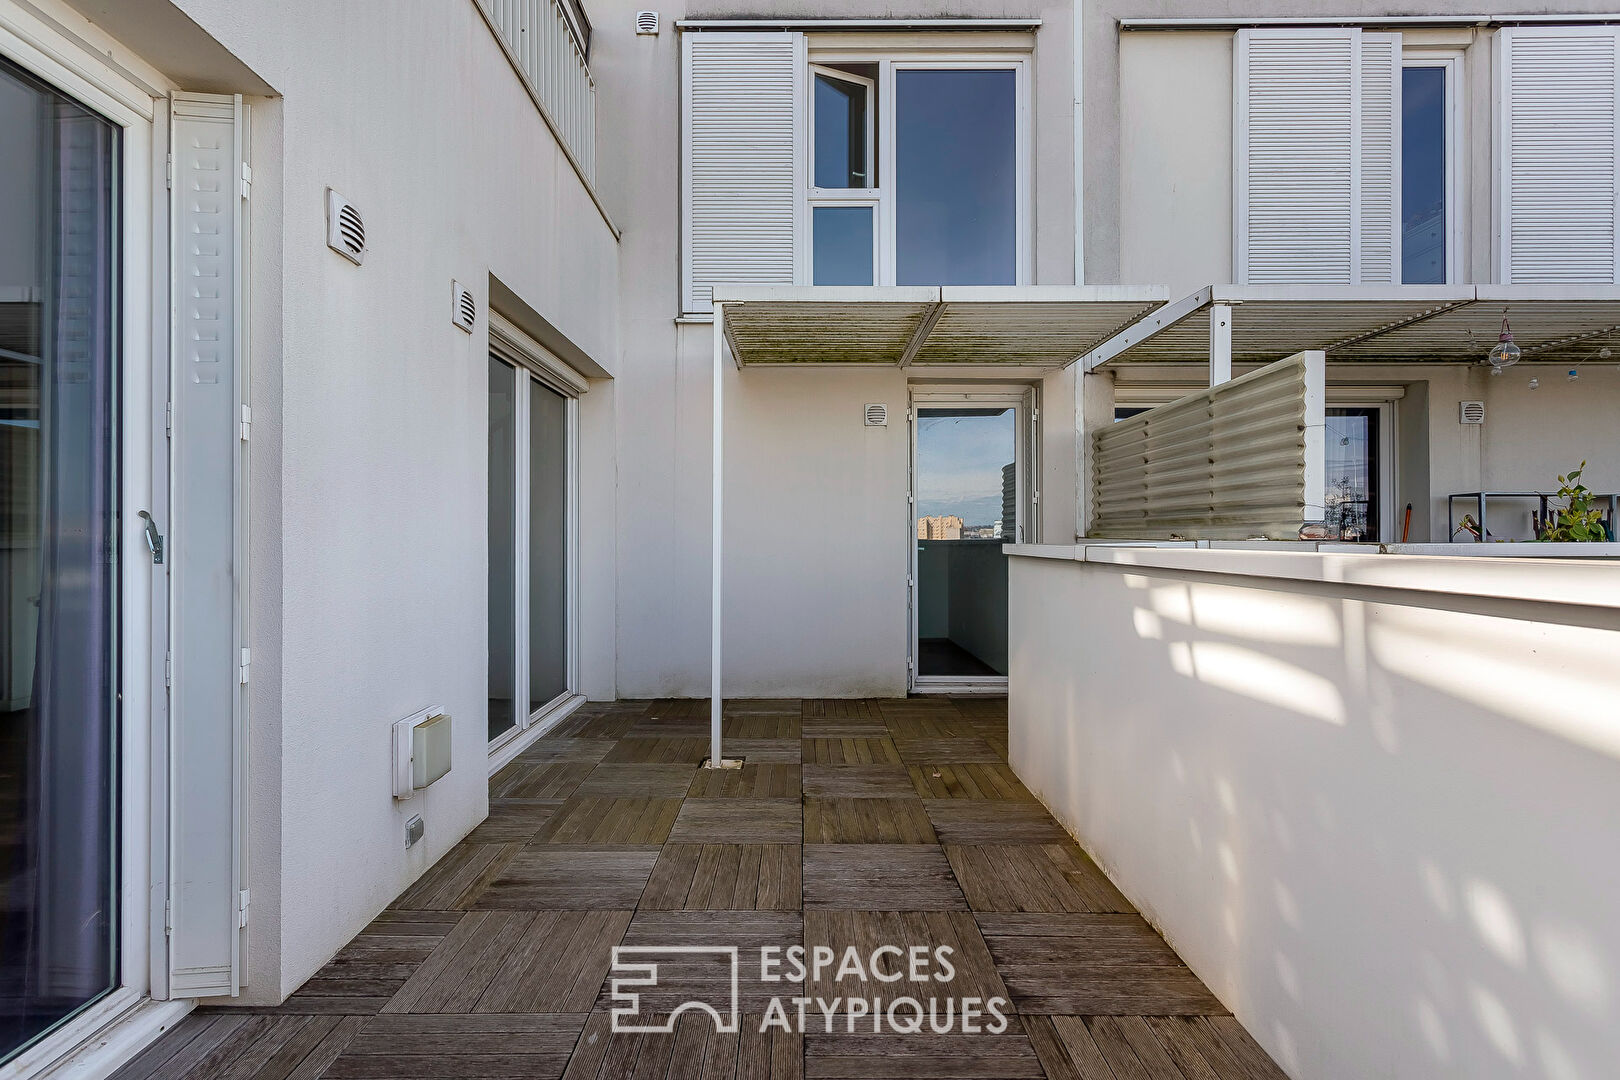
138 511 165 564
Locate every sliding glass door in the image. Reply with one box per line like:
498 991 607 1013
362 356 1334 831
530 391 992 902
0 55 121 1060
487 335 578 752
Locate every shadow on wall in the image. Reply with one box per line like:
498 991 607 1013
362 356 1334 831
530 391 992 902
1014 565 1620 1080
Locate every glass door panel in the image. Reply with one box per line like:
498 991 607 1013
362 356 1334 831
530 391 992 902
527 380 567 712
914 407 1015 679
487 356 519 740
1326 407 1381 541
0 55 120 1061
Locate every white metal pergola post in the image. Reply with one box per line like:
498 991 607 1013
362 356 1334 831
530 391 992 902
710 301 725 768
1209 302 1233 386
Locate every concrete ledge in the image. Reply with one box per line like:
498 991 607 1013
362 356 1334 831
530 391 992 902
1006 542 1620 611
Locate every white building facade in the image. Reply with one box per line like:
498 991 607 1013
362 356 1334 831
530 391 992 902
2 0 1620 1077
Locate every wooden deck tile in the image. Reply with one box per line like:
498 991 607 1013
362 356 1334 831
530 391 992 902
801 737 901 765
801 699 876 719
533 797 684 845
922 801 1071 845
669 799 803 843
467 799 565 844
945 845 1135 913
975 914 1227 1015
803 798 937 844
390 843 522 911
803 1032 1043 1078
574 763 699 797
802 764 916 798
492 761 595 799
546 710 640 739
893 737 1004 764
724 714 803 738
512 738 617 765
802 910 1009 1016
640 843 802 910
473 847 660 909
322 1014 586 1078
908 763 1033 800
625 719 711 738
802 845 966 910
800 719 890 738
562 1011 801 1080
726 738 803 764
602 736 710 764
688 763 802 798
613 911 804 1012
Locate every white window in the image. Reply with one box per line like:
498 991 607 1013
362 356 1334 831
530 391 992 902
810 55 1029 287
487 315 584 758
1496 26 1620 283
681 33 1029 312
1400 51 1461 283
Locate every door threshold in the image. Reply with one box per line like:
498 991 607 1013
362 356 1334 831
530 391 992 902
3 991 192 1080
911 678 1008 695
487 693 587 775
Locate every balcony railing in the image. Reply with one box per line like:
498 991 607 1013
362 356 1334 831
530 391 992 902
480 0 596 184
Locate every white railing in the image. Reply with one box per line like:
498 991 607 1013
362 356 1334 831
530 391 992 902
1091 351 1324 540
481 0 596 183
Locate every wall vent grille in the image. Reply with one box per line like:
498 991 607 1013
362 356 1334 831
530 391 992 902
1460 401 1486 425
326 189 365 265
864 403 888 427
452 281 476 333
636 10 659 34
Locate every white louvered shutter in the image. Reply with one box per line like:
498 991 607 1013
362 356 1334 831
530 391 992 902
1235 29 1400 284
166 92 249 998
682 31 805 314
1498 27 1620 284
1359 34 1401 284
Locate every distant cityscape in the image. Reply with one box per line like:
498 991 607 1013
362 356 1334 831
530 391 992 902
917 515 1003 540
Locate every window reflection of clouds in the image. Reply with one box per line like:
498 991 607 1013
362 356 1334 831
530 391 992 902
916 410 1015 525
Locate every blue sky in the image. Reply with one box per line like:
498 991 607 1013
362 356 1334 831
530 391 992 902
916 410 1015 526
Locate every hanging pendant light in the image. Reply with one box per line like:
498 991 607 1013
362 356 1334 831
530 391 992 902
1484 313 1521 375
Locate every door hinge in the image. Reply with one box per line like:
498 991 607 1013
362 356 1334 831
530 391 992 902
165 401 173 438
907 492 914 506
239 647 251 684
240 404 252 441
240 162 252 200
237 889 251 929
165 153 173 190
164 897 173 936
1033 407 1041 423
1032 489 1041 505
165 651 173 688
906 575 914 588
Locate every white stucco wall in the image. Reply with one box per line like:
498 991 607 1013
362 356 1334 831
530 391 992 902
167 0 620 1000
1009 547 1620 1080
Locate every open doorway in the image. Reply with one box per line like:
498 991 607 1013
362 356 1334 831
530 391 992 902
909 389 1037 692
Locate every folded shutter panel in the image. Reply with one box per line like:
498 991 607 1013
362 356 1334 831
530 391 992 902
682 31 805 314
1359 34 1401 284
1498 27 1620 283
1235 29 1399 284
167 91 248 998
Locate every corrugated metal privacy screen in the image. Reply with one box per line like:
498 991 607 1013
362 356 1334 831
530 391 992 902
1091 352 1324 539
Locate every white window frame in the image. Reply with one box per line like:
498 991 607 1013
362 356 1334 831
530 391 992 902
1401 48 1464 284
486 313 586 772
804 49 1032 286
0 3 179 1072
907 386 1038 694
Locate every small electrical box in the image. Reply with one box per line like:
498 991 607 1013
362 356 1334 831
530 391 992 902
393 706 451 799
405 815 425 848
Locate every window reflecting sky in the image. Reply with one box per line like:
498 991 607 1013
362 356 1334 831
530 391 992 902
916 409 1014 526
813 206 874 285
814 74 868 188
896 70 1016 285
1402 66 1446 284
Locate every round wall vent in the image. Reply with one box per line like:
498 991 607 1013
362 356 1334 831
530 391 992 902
864 403 888 427
635 10 659 34
326 188 365 265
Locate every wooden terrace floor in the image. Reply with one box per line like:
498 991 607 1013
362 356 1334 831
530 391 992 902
113 698 1287 1080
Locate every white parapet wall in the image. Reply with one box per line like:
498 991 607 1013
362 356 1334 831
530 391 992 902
1007 543 1620 1080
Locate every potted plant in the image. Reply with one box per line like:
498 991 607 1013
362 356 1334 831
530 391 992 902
1538 463 1610 542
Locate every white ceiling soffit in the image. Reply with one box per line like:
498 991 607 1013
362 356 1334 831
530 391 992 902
713 286 1170 369
1080 285 1620 368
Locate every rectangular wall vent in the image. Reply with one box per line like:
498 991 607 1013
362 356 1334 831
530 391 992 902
451 280 476 333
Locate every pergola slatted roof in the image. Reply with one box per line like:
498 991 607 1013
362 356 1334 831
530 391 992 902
714 286 1170 369
1080 285 1620 368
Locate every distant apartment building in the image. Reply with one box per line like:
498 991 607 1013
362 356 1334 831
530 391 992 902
917 515 964 540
